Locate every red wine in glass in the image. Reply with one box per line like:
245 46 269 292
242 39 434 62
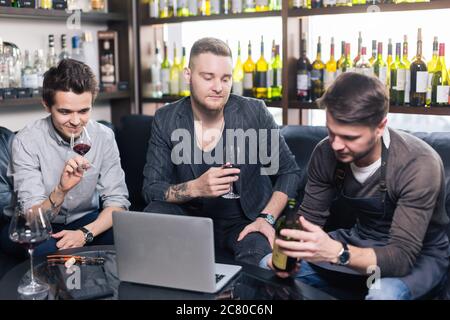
73 143 91 156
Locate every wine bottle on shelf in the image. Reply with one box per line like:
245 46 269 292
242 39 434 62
386 38 393 88
369 39 377 66
179 47 190 97
170 44 181 96
161 42 171 96
189 0 198 16
149 0 159 18
426 36 439 106
311 36 325 101
150 44 163 98
59 34 71 62
431 43 449 106
177 0 190 16
336 40 345 77
232 0 243 13
243 40 255 97
160 0 173 18
403 35 411 105
340 42 353 73
353 31 362 65
410 28 428 107
47 34 58 70
267 40 276 99
255 36 269 99
373 42 387 86
297 35 312 102
210 0 220 14
232 41 244 96
324 37 337 90
390 43 406 106
355 46 373 77
272 199 301 273
223 0 231 14
199 0 211 15
270 44 282 100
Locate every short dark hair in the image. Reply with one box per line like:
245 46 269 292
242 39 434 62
317 72 389 127
43 59 98 108
189 37 232 68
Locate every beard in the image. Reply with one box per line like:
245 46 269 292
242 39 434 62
335 134 379 164
189 83 227 115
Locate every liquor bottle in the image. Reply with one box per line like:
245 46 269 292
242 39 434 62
403 35 411 105
272 199 301 272
243 0 256 12
267 39 275 99
355 47 373 77
256 0 270 11
353 31 362 65
270 44 282 100
340 43 353 73
100 40 116 85
177 0 190 16
426 36 439 105
311 36 325 101
161 42 171 96
210 0 220 14
150 44 163 98
243 40 255 97
149 0 159 18
0 38 10 89
336 41 345 78
324 37 337 90
410 28 427 107
170 44 181 96
297 35 311 101
71 36 86 63
59 34 71 62
369 39 377 65
390 43 406 106
232 0 243 13
40 0 53 9
254 36 269 99
373 42 387 86
179 47 190 97
21 50 39 89
47 34 58 69
232 41 244 96
431 43 449 106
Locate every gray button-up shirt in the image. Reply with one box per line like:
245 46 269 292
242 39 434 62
5 116 130 224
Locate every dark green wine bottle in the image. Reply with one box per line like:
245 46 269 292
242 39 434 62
272 199 301 272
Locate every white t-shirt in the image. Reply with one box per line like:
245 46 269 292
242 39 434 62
350 129 391 184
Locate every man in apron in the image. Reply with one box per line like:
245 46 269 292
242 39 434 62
261 72 449 299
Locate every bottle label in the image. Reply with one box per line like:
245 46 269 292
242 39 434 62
22 74 39 89
405 69 411 103
268 69 274 87
232 0 243 13
396 69 406 90
179 73 189 92
170 78 179 95
324 71 336 89
244 72 253 89
436 86 450 104
254 71 268 88
416 71 428 93
151 65 161 84
161 69 170 94
276 69 282 87
233 81 243 96
426 72 433 101
272 243 287 270
297 74 308 90
377 66 387 85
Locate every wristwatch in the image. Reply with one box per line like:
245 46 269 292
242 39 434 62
257 213 276 226
80 227 94 244
337 242 350 266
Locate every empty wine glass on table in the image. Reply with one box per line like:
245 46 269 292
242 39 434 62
9 204 53 298
222 143 241 199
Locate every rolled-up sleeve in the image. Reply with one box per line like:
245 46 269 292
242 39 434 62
142 110 173 203
98 130 130 210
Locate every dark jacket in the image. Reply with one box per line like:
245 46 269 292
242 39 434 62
142 94 301 220
0 127 14 220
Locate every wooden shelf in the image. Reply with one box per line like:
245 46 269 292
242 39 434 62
142 10 281 25
288 0 450 17
143 96 283 108
288 101 450 115
0 91 130 108
0 7 127 22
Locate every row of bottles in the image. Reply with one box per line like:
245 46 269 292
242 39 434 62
148 0 282 18
148 37 283 101
6 0 108 11
297 29 450 107
0 33 88 91
291 0 430 9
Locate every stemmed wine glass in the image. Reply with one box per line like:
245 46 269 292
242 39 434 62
222 142 240 199
70 126 92 157
9 204 53 298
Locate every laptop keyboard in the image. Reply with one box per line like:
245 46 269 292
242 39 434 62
215 274 225 283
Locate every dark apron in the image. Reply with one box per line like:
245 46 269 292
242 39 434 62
313 140 449 299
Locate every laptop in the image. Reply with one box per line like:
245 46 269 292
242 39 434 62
113 211 242 293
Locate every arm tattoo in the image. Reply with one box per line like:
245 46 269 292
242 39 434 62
165 182 192 202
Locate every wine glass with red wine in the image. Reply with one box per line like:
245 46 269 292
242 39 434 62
9 204 52 298
221 142 240 199
70 126 92 156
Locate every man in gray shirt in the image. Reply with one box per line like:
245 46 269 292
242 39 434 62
261 73 449 300
1 59 129 257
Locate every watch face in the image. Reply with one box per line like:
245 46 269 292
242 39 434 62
266 215 276 225
85 232 94 243
339 250 350 265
